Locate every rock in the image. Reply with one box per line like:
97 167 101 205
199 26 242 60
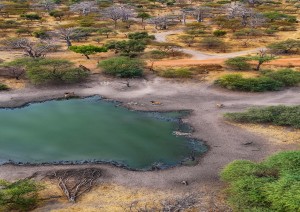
242 141 253 145
216 103 224 108
181 180 189 186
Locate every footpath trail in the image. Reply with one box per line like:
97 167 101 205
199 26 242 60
153 30 300 66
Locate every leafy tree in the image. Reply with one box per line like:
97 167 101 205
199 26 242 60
0 179 42 211
69 45 107 59
225 57 251 70
267 39 300 55
262 69 300 87
213 30 227 37
221 151 300 211
137 12 151 23
106 40 146 57
248 50 275 71
7 58 89 84
98 56 145 78
128 32 155 41
200 37 226 50
49 10 64 21
97 27 114 38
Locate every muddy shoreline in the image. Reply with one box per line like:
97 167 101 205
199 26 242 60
0 76 299 191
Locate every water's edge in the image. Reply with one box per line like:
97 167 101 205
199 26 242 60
0 95 208 171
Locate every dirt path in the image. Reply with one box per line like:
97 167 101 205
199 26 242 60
153 30 300 66
154 30 265 60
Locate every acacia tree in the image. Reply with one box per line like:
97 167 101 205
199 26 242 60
69 45 107 59
148 16 170 30
137 12 151 29
4 38 55 58
70 1 98 16
249 49 275 71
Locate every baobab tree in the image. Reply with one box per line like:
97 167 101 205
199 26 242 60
4 38 55 58
34 0 57 12
191 6 212 22
148 16 170 30
70 1 98 16
102 5 135 28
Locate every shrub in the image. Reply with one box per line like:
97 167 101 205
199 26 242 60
200 37 226 50
0 179 42 211
224 105 300 128
20 13 41 21
221 151 300 211
213 30 227 37
32 29 50 39
105 40 146 57
0 83 9 91
263 69 300 86
7 58 89 85
267 39 300 54
98 56 145 78
225 57 250 70
128 32 155 41
215 74 283 92
160 68 193 78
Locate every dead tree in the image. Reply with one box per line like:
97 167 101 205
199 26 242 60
4 38 55 58
55 27 89 47
33 0 57 12
0 67 25 80
102 5 135 28
148 16 170 30
70 1 98 16
49 168 101 203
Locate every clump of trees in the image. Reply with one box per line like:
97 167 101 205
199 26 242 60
0 179 42 211
98 56 145 78
221 151 300 211
225 105 300 128
5 58 89 85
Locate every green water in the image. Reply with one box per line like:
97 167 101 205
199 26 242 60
0 96 206 170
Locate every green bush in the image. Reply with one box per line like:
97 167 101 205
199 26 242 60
69 45 107 59
221 151 300 211
213 30 227 37
0 83 9 91
98 56 145 78
215 74 283 92
128 32 155 41
20 13 41 21
224 105 300 128
160 68 193 78
0 179 42 211
225 57 250 70
7 58 89 85
263 69 300 86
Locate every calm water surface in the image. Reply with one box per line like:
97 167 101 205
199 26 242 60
0 96 207 169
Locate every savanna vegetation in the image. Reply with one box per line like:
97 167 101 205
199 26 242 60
221 151 300 211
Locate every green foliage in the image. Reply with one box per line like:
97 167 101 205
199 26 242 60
69 45 107 59
262 69 300 86
105 40 146 57
20 13 41 21
225 57 250 70
224 105 300 128
98 56 145 78
160 68 193 78
32 29 50 39
49 10 64 20
263 12 297 23
221 151 300 211
0 179 42 211
267 39 300 54
6 58 89 85
213 30 227 37
0 83 9 91
128 32 155 41
215 74 283 92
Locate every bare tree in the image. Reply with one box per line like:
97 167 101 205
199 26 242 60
55 27 88 47
148 16 170 30
48 168 101 203
70 1 98 16
0 67 25 80
33 0 56 12
102 5 135 28
191 6 212 22
4 38 55 58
